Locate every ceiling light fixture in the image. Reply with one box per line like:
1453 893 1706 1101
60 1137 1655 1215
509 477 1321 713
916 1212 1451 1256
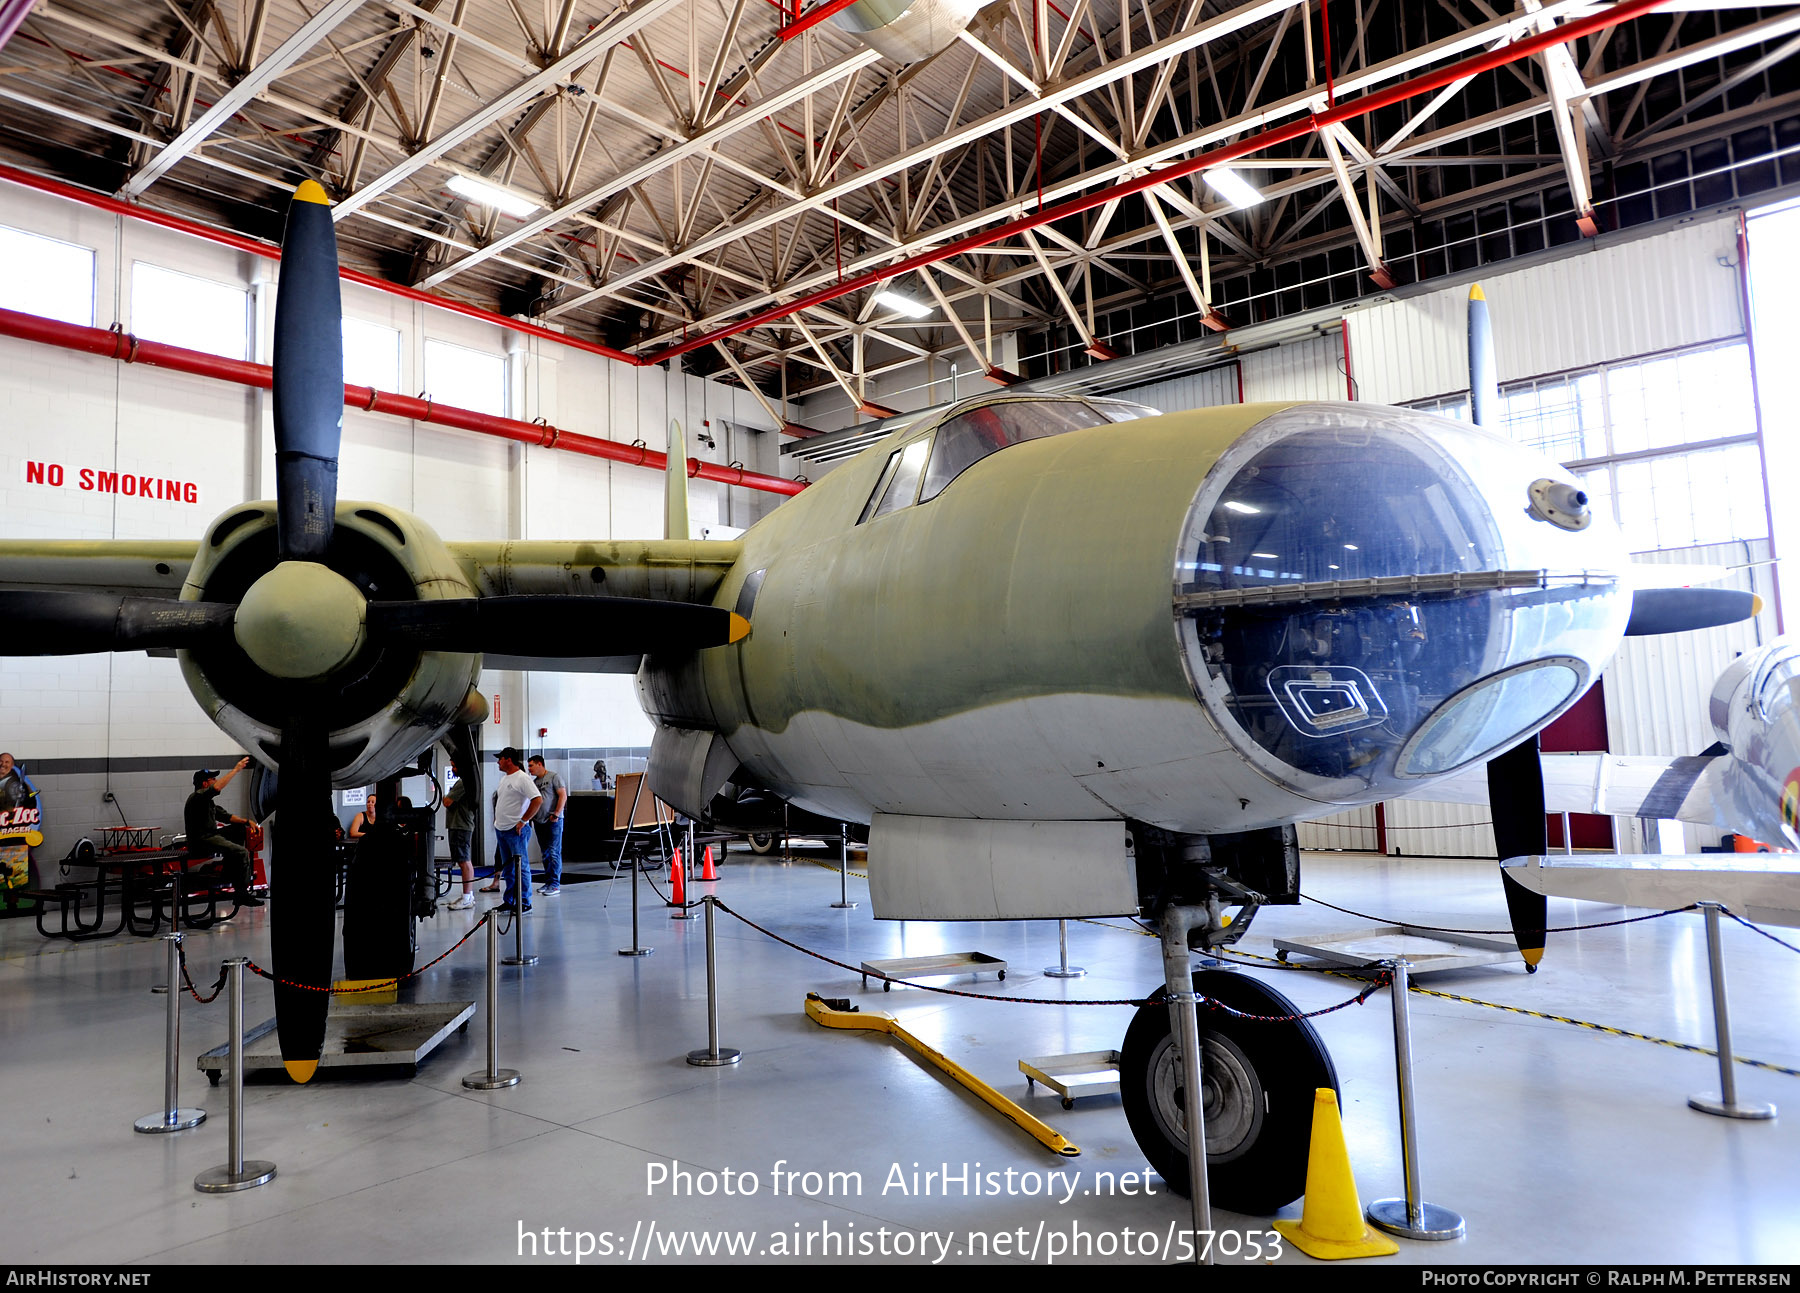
1203 165 1264 209
1223 500 1261 515
446 174 540 219
873 289 931 319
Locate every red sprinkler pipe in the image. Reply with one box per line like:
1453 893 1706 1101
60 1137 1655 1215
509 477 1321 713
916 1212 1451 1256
0 306 806 497
0 162 646 368
639 0 1670 364
780 0 859 40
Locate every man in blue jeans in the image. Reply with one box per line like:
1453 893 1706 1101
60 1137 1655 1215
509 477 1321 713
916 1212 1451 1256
526 754 568 897
492 747 542 914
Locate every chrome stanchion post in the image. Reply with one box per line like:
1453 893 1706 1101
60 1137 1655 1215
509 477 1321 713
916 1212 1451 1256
195 958 275 1192
1367 959 1463 1240
830 824 858 909
136 932 206 1133
1043 919 1086 979
465 915 521 1090
686 896 741 1067
1688 902 1774 1119
502 893 538 968
618 850 653 957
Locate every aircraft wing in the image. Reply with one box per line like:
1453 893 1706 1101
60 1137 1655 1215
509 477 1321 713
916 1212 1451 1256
1503 853 1800 927
446 538 741 602
0 540 197 596
1402 751 1731 830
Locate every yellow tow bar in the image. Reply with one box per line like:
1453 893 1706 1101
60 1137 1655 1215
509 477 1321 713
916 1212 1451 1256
804 993 1080 1157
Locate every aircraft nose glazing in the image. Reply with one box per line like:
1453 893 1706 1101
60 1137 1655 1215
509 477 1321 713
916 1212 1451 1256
1173 403 1633 805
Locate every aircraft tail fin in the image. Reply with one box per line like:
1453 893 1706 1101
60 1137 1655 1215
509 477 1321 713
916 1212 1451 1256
665 419 691 541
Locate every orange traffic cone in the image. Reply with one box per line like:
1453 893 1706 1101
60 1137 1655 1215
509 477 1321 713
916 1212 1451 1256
1271 1089 1398 1259
699 845 718 881
667 849 686 907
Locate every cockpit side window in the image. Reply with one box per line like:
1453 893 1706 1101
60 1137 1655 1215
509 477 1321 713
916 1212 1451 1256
918 401 1119 503
861 436 932 522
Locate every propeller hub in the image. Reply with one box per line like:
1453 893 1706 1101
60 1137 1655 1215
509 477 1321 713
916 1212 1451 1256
235 561 368 679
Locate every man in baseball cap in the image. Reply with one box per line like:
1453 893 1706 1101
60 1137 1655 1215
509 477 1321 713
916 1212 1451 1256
185 757 259 907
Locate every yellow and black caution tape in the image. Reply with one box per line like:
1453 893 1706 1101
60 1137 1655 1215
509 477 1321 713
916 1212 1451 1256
1406 980 1800 1077
1208 945 1800 1079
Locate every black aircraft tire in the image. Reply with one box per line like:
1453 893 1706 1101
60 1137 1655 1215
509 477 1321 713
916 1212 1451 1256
747 832 777 855
1119 969 1338 1215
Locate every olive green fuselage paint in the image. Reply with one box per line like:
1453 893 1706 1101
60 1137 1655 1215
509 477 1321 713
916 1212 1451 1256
653 404 1288 739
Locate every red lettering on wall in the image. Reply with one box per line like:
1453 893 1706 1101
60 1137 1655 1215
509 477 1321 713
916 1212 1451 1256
23 463 199 504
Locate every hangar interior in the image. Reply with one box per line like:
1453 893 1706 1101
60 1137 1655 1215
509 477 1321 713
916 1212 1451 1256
2 0 1799 1267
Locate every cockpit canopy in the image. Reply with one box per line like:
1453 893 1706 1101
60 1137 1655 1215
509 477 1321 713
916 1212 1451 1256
858 394 1157 523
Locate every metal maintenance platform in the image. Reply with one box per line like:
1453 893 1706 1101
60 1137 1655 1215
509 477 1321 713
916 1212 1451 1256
1019 1050 1123 1110
197 999 476 1082
1272 924 1519 973
859 951 1006 990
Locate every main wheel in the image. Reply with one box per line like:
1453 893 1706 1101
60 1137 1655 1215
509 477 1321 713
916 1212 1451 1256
1120 968 1337 1215
747 832 776 855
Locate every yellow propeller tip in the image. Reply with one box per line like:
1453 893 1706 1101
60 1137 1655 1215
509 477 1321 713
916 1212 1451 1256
727 612 751 643
1469 283 1486 301
284 1059 319 1083
1753 594 1766 616
293 180 331 206
1519 947 1544 968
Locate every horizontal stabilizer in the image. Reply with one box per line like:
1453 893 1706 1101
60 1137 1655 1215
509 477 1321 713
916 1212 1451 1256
1405 752 1728 828
1504 853 1800 928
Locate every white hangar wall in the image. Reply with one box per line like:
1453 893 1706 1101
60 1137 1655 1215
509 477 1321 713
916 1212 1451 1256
0 179 788 858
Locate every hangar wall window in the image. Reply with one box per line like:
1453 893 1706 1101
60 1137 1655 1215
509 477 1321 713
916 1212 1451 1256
343 318 401 392
0 225 94 326
1411 340 1762 551
423 338 507 416
131 262 249 361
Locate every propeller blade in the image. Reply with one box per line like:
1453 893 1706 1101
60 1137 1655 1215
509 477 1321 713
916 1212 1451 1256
1468 284 1497 428
1487 734 1549 968
270 702 338 1081
272 181 344 563
366 596 750 656
0 591 234 654
1625 586 1760 637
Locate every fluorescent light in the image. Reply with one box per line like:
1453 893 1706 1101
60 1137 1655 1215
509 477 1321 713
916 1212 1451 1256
1223 500 1261 515
446 174 540 219
1343 543 1359 550
1203 165 1264 209
873 289 931 319
1251 552 1279 559
1328 564 1340 571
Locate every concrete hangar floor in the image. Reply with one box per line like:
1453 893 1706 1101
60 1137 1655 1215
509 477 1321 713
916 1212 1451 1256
4 847 1796 1267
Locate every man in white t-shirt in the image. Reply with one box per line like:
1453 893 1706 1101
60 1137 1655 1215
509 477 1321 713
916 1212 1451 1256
492 746 543 913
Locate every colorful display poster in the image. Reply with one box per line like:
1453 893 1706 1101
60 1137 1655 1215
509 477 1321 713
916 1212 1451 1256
0 753 42 914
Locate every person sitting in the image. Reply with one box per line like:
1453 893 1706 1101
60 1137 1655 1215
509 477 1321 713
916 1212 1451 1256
185 758 261 908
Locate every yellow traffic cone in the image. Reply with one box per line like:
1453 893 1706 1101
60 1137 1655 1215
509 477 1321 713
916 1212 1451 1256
1272 1088 1399 1259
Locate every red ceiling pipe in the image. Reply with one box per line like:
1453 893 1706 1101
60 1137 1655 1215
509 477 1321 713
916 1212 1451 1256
0 305 807 497
780 0 860 41
640 0 1670 364
0 162 648 367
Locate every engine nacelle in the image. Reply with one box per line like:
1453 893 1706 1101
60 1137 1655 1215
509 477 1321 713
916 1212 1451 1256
178 501 482 787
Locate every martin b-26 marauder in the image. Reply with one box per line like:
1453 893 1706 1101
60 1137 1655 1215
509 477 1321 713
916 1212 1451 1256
0 183 1753 1215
